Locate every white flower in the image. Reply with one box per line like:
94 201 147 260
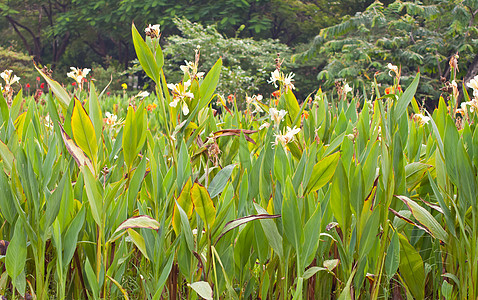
387 63 399 77
169 97 180 108
0 69 20 86
256 94 263 101
259 122 270 130
269 108 287 125
269 70 281 87
273 126 301 147
284 72 295 90
413 113 430 126
104 112 118 125
145 24 160 38
461 99 478 113
467 75 478 99
67 67 90 84
136 91 150 99
343 83 353 94
182 102 189 115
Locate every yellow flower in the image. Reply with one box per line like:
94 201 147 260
122 83 127 90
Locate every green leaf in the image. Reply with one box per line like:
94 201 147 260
114 215 160 234
6 220 26 282
71 98 97 163
127 228 150 260
302 267 327 280
190 183 216 230
122 104 147 171
282 178 301 252
132 23 161 83
172 179 193 235
216 213 281 245
88 82 103 143
59 123 94 174
284 89 300 125
398 233 425 300
35 64 71 109
254 203 283 260
394 73 420 120
198 58 222 110
208 164 236 198
305 151 340 194
81 165 103 227
396 195 448 243
385 231 400 277
330 160 350 231
176 201 194 252
0 139 14 173
188 281 213 300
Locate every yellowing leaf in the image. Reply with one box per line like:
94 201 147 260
191 183 216 230
59 122 94 174
172 178 193 234
71 98 97 163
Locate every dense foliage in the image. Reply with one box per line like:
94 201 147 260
297 0 478 106
0 22 478 299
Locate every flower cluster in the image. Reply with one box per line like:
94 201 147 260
460 75 478 113
1 69 20 105
145 24 160 39
412 113 430 126
167 80 194 115
67 67 90 85
268 69 295 90
269 108 287 126
104 112 118 126
273 126 300 147
146 103 157 111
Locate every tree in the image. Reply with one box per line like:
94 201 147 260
0 0 72 66
296 0 478 104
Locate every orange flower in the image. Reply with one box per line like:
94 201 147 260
385 85 402 95
272 90 281 98
302 110 309 120
147 103 157 111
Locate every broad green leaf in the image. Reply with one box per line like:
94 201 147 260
6 220 26 281
0 139 13 173
399 233 425 300
114 215 160 234
282 179 301 252
284 88 300 125
337 268 356 300
176 201 194 252
396 195 448 243
330 160 350 232
81 165 103 227
385 231 400 277
302 267 327 280
127 228 149 260
254 203 283 259
216 213 281 245
172 178 193 234
190 183 216 230
188 281 213 300
88 82 103 143
305 151 340 194
132 23 160 83
198 58 222 110
394 73 420 119
59 122 94 174
208 164 236 198
35 64 71 109
122 105 146 171
0 162 17 223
